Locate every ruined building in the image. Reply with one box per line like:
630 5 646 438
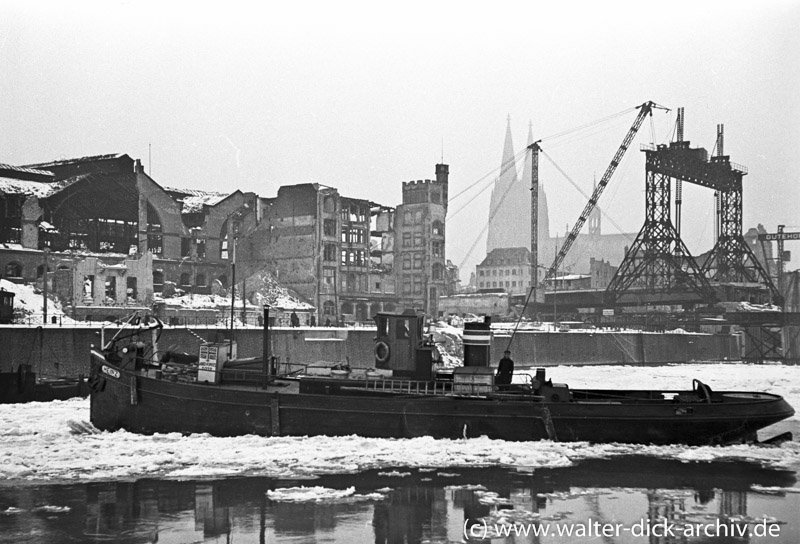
0 155 258 320
1 153 451 323
260 164 450 323
259 184 383 324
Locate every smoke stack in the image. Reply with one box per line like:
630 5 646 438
463 318 491 367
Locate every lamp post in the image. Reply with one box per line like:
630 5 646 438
229 228 239 359
42 248 49 324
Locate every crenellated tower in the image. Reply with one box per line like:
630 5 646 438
395 164 449 316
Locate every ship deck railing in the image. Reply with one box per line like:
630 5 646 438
363 377 453 396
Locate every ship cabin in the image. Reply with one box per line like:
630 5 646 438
298 310 559 400
0 288 14 324
373 309 435 381
297 310 445 395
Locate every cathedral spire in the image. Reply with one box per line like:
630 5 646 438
500 115 516 179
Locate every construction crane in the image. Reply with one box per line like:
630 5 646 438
542 101 669 282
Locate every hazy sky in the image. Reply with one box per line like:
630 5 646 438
2 1 798 281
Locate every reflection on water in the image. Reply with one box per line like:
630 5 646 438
1 457 798 543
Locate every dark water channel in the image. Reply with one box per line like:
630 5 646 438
1 457 798 543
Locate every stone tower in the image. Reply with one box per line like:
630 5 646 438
395 164 448 316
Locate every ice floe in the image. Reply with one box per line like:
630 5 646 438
266 485 384 503
0 364 797 483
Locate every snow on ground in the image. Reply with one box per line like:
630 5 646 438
0 364 798 485
1 278 76 324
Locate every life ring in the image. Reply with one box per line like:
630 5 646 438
374 341 390 364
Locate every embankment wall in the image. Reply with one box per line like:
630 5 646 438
0 326 740 378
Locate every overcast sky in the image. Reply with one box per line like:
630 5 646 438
2 1 798 281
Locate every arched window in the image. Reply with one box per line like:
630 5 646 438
4 262 22 278
370 302 381 320
384 302 396 313
196 274 206 287
432 220 444 236
180 273 191 287
341 301 354 315
323 300 336 316
36 264 51 279
323 195 335 213
356 303 369 322
218 275 228 289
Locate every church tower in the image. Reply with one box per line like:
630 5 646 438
486 117 528 252
486 118 549 254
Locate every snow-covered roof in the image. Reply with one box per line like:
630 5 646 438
0 175 84 198
550 274 591 281
0 177 53 197
0 163 55 178
22 153 127 170
163 186 231 214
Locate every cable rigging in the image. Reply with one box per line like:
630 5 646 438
447 103 667 284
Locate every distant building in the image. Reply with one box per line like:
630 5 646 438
545 273 592 291
476 247 532 295
438 291 509 320
589 257 616 289
258 163 449 323
483 121 635 286
486 119 550 254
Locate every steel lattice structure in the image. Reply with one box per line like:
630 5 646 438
606 138 777 305
700 164 778 297
605 151 715 303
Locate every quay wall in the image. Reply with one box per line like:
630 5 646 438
0 326 740 378
497 331 740 366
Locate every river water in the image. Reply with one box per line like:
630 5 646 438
2 459 799 543
1 363 799 543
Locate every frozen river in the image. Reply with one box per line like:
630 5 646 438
1 363 799 542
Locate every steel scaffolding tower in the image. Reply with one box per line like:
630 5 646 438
699 127 779 302
606 118 778 305
605 142 715 303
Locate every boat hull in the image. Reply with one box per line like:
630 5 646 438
89 354 794 445
1 370 89 404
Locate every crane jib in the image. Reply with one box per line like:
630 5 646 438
542 101 664 282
